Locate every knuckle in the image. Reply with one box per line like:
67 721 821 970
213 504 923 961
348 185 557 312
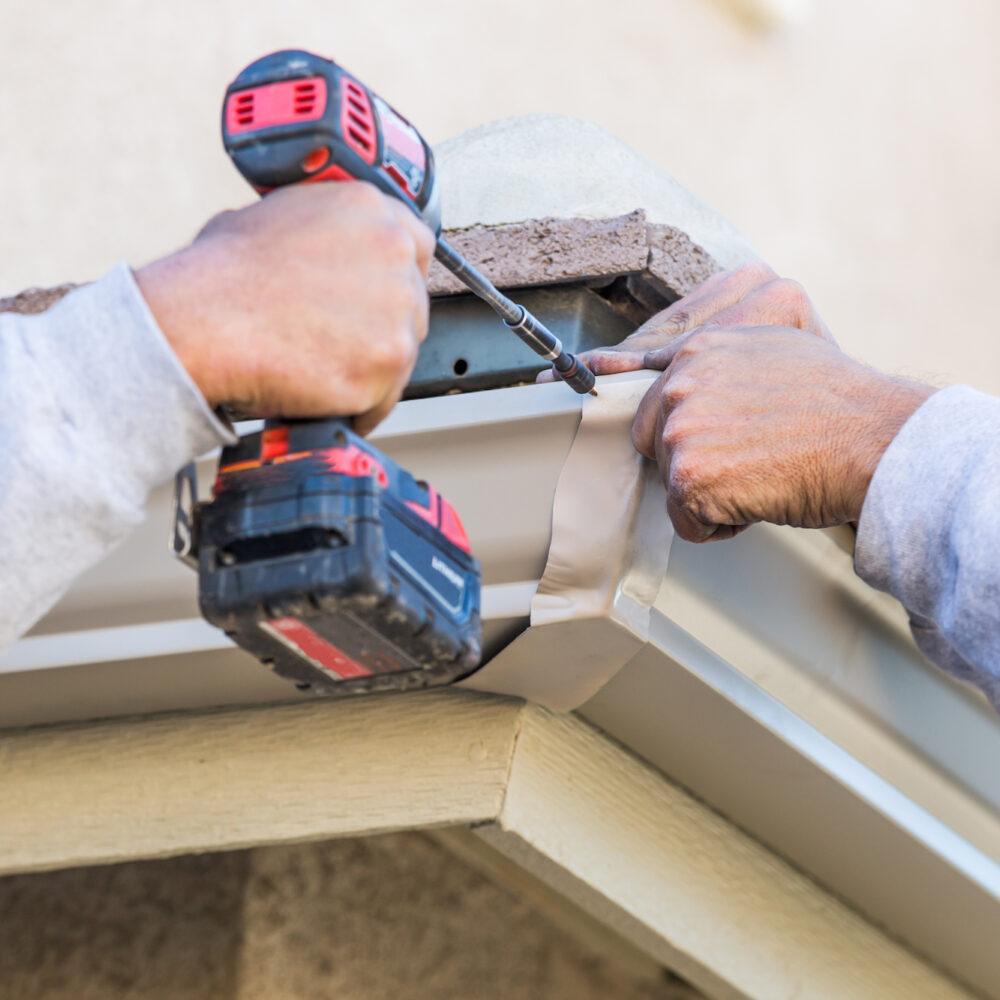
367 326 411 375
339 179 386 213
672 340 699 365
661 411 696 452
733 261 778 285
661 374 696 411
670 445 714 494
364 335 395 373
674 328 717 360
668 459 699 508
659 309 692 333
670 460 717 523
373 223 417 267
767 277 810 316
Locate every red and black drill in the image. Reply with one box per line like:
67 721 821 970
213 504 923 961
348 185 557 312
222 49 597 395
174 50 596 698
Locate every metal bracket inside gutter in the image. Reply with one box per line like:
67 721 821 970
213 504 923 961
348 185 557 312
405 282 638 398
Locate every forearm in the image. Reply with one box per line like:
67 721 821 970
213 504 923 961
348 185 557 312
855 385 1000 705
0 263 232 650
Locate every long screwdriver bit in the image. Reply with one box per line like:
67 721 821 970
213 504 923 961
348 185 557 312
434 239 598 396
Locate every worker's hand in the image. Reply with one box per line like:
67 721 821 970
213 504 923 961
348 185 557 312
135 182 435 435
631 326 936 542
536 263 834 382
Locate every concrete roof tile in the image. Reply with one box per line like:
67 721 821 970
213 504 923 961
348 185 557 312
435 114 760 271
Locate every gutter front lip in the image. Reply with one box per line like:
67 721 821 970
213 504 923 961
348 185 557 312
643 609 1000 902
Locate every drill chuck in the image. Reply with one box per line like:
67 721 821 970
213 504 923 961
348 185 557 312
503 306 597 395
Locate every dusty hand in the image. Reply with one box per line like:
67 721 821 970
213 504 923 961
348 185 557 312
537 262 834 382
631 325 936 542
136 182 434 435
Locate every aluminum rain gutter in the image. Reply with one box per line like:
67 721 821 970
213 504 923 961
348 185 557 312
0 382 579 723
3 380 1000 996
583 603 1000 997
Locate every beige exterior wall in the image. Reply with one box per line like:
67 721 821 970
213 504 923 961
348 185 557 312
1 10 994 995
2 1 998 393
0 834 697 1000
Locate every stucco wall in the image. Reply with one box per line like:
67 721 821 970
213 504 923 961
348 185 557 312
2 1 998 394
0 833 698 1000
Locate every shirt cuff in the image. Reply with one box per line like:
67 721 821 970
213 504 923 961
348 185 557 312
854 384 995 613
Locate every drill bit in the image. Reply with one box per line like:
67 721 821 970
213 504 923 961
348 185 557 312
434 239 598 396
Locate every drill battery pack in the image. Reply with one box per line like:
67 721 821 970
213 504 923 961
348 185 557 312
195 420 482 696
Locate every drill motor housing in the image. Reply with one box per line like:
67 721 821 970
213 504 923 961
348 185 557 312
197 420 482 696
223 49 441 232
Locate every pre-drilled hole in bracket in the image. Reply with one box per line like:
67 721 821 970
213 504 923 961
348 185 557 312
453 358 469 376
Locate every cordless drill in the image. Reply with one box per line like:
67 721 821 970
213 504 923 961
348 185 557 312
178 51 489 698
181 50 598 698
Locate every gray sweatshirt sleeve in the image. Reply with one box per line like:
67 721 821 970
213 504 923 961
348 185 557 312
855 384 1000 707
0 261 234 650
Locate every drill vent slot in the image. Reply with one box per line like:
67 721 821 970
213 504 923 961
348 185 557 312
217 527 346 567
294 81 318 116
341 79 376 162
234 93 254 126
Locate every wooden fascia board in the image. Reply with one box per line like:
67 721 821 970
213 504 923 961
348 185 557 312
478 705 975 1000
0 690 973 999
0 691 522 876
